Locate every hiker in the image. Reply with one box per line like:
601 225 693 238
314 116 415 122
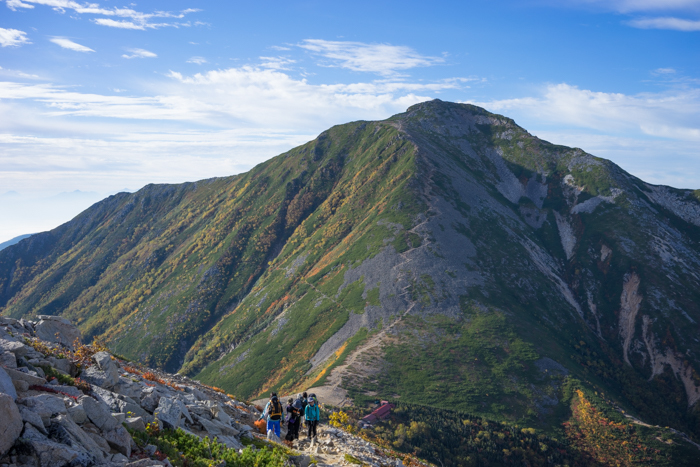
304 395 320 439
300 392 308 423
285 397 300 441
259 392 284 439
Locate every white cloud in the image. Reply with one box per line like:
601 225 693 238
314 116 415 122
469 83 700 141
0 27 30 47
570 0 700 13
5 0 199 29
122 48 157 59
259 56 295 70
298 39 444 76
653 67 677 74
49 37 94 52
187 56 207 65
627 16 700 30
0 63 467 204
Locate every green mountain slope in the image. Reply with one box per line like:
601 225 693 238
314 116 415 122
2 101 700 460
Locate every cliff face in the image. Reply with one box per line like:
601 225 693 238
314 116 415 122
2 100 700 439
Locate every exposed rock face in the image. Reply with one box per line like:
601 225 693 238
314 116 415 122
619 272 642 366
0 393 22 456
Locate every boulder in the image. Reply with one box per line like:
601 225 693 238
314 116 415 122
154 397 182 429
126 459 165 467
18 404 48 434
34 316 81 350
289 455 311 467
199 418 239 437
81 365 119 389
20 422 84 467
0 339 28 357
113 377 142 400
0 351 17 369
111 453 130 464
19 394 67 425
0 393 23 456
140 390 160 413
218 435 244 450
55 385 82 398
102 426 133 457
124 416 146 432
67 404 87 424
0 366 17 400
13 379 29 392
4 366 46 386
79 395 118 431
87 432 111 454
49 414 105 463
112 412 126 423
46 357 74 376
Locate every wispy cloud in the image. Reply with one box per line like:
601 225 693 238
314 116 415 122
569 0 700 13
49 37 94 52
0 27 30 47
187 56 207 65
259 56 295 70
627 16 700 30
122 48 157 59
0 66 40 79
298 39 444 76
5 0 200 30
653 67 677 74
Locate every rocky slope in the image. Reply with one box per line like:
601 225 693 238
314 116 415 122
0 316 423 467
1 100 700 448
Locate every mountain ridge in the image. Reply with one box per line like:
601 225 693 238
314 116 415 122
2 100 700 450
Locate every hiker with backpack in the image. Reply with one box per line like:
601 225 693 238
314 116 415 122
259 392 284 439
304 395 320 439
300 392 308 423
285 397 300 441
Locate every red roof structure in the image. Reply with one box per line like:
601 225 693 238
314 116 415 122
361 401 395 425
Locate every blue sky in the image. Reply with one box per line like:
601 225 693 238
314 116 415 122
0 0 699 242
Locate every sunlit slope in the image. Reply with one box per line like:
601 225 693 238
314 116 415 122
0 121 420 372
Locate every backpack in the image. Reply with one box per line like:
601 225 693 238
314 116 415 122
268 399 283 421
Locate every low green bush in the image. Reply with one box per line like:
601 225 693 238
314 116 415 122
130 426 289 467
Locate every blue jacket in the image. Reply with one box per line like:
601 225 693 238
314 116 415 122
304 403 320 421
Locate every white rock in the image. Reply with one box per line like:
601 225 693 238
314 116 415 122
34 316 81 350
0 339 28 357
4 367 46 386
154 397 182 429
112 412 126 423
0 393 23 456
124 416 146 432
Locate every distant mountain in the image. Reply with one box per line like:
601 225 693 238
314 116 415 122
0 234 33 251
1 101 700 460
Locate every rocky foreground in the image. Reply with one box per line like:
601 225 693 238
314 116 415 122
0 316 416 467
